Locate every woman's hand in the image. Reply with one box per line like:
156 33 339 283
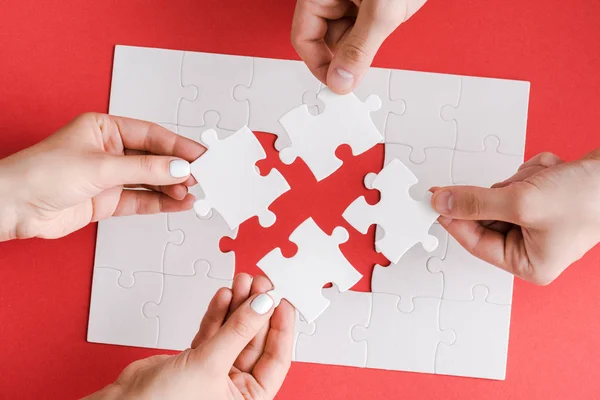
291 0 427 94
431 149 600 285
0 113 205 241
86 274 295 400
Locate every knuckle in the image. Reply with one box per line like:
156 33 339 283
138 155 156 174
537 152 561 167
511 186 539 224
340 36 371 65
459 192 482 218
230 317 254 340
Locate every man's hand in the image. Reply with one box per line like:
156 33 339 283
86 274 295 400
431 149 600 285
0 113 205 241
292 0 426 94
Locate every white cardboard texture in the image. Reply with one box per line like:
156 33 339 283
92 45 529 381
257 218 362 323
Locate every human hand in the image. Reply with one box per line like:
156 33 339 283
292 0 426 94
431 149 600 285
0 113 205 241
86 274 295 400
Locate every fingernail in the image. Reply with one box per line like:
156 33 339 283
434 191 453 214
437 215 452 226
250 293 274 315
169 159 190 178
330 68 354 92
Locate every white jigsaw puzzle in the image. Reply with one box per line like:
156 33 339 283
343 158 440 264
278 88 383 181
295 288 371 367
91 45 530 381
257 218 362 323
190 126 290 230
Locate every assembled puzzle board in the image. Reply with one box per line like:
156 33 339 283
88 45 529 380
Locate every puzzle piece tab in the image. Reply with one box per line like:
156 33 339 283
352 293 455 373
436 286 512 380
279 88 383 181
296 288 371 367
257 218 362 323
190 126 290 230
343 158 439 264
88 268 162 348
143 260 232 351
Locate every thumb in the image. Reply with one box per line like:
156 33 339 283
327 4 400 94
431 186 525 225
191 293 274 372
101 154 191 187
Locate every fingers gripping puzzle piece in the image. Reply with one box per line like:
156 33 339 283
278 88 383 181
257 218 362 323
190 126 290 230
343 159 439 264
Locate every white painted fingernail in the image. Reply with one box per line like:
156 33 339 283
250 294 273 315
169 159 190 178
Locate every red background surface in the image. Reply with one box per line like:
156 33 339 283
1 0 600 398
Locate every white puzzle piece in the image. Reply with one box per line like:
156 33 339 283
352 294 455 373
179 52 252 130
384 143 454 201
109 46 196 124
441 76 530 154
234 57 321 150
385 70 459 162
343 159 439 264
436 286 512 380
190 126 290 230
257 218 362 323
353 67 405 135
94 214 183 287
279 88 383 181
165 210 237 280
143 260 232 351
452 136 523 187
296 288 371 367
88 268 162 348
292 311 316 361
427 237 514 305
177 111 237 144
371 224 448 312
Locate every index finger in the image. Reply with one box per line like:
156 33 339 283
107 115 205 162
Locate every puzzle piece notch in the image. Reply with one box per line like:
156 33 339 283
343 158 439 264
278 88 383 181
292 311 316 361
257 218 362 323
233 57 321 151
109 46 197 124
94 213 183 288
427 236 514 305
384 143 454 201
143 260 233 351
371 224 449 312
353 67 406 135
295 288 371 367
440 76 530 154
190 126 290 230
88 267 162 348
179 51 251 130
452 135 523 188
165 209 237 280
351 293 455 373
176 111 237 145
436 285 511 380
